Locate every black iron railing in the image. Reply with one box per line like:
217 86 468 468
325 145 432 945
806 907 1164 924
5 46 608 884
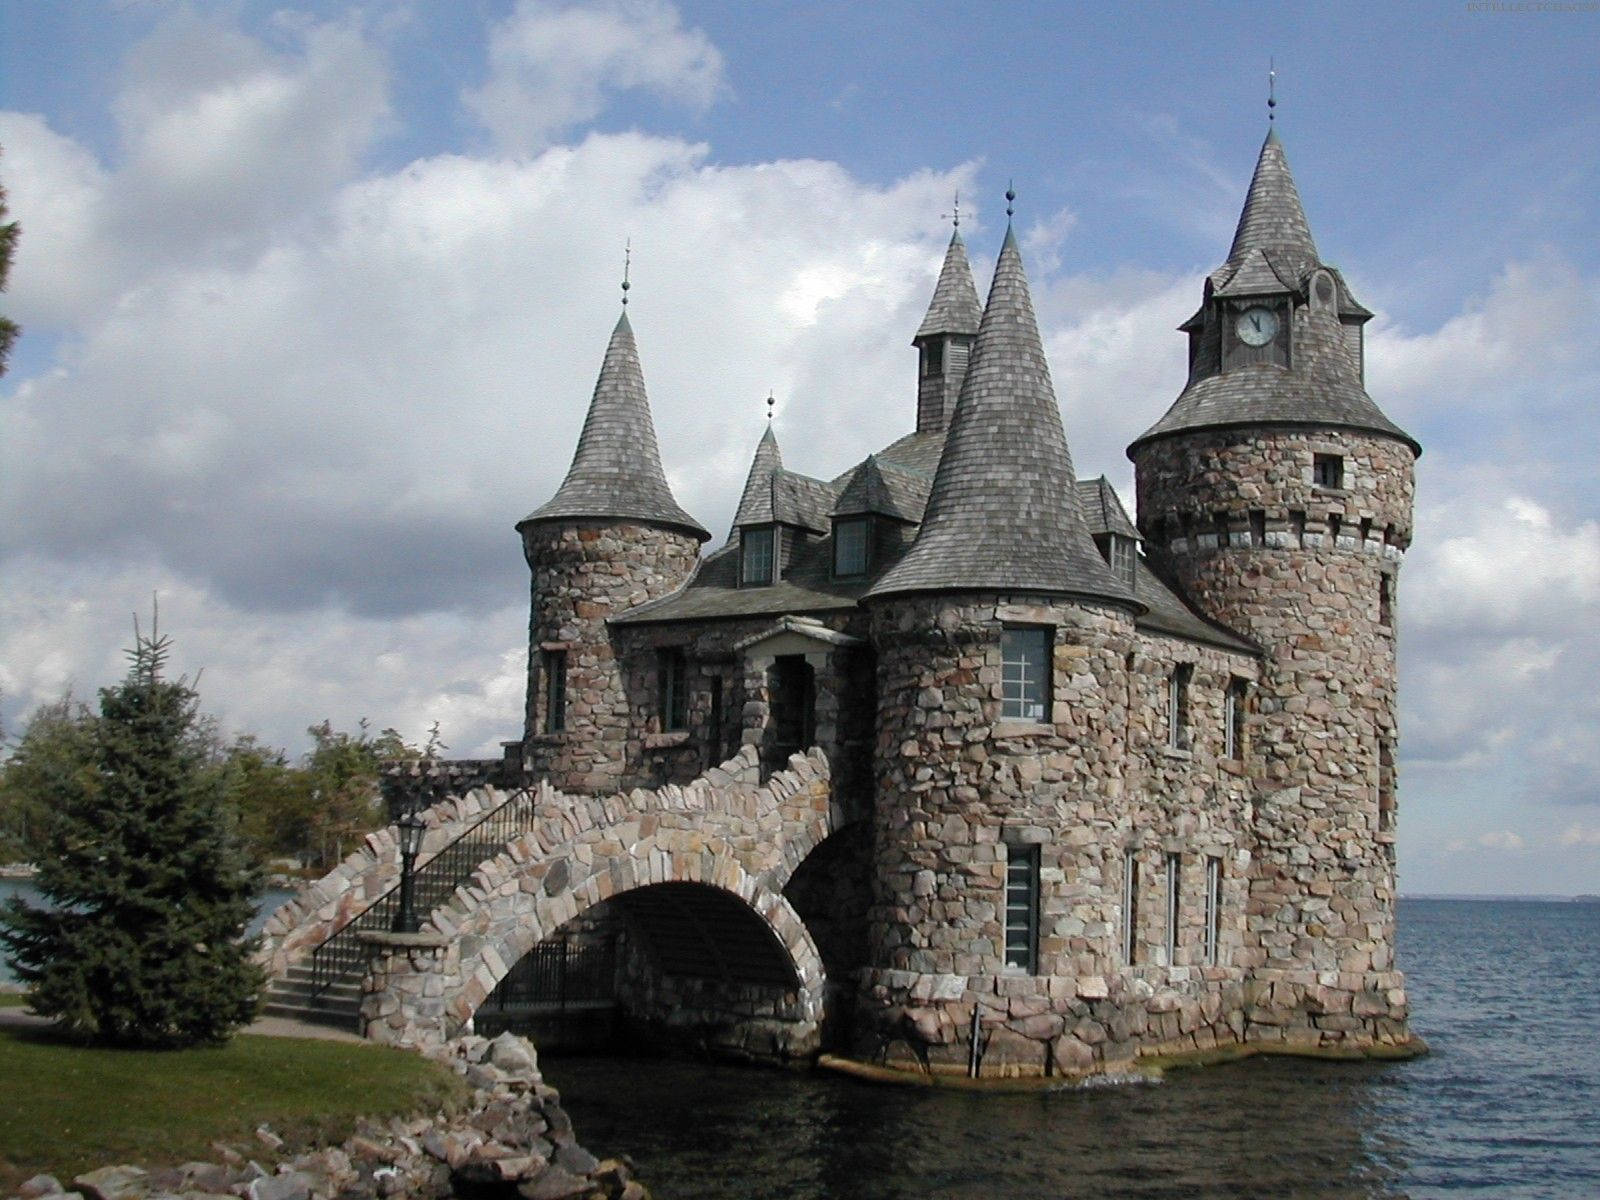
483 936 617 1013
307 787 541 995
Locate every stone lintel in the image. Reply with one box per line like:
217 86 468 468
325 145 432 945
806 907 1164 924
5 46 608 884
359 930 450 950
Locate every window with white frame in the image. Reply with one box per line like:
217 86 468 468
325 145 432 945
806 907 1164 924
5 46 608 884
1204 856 1222 966
1167 665 1192 750
1004 843 1041 973
1001 626 1050 722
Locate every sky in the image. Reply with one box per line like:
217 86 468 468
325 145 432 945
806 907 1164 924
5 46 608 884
1 0 1597 896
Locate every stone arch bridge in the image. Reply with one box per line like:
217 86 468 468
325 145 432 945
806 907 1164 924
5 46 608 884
260 747 848 1057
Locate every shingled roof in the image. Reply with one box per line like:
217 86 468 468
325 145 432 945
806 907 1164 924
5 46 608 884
1130 130 1420 458
867 228 1139 607
915 228 983 341
519 312 710 541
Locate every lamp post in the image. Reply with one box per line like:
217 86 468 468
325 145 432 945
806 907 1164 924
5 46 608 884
393 809 427 933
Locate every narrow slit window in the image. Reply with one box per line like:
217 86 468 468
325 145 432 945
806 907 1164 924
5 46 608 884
1167 665 1192 750
1224 678 1247 760
1165 852 1182 966
1379 573 1394 627
542 649 567 734
657 648 688 732
1004 843 1041 973
1001 626 1051 722
1204 857 1222 966
1122 850 1140 966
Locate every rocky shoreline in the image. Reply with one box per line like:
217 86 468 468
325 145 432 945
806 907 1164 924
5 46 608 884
3 1033 648 1200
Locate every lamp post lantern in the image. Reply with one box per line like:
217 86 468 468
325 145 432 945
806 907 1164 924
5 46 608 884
393 809 427 933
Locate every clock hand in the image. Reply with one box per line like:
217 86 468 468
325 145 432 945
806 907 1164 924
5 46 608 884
1251 313 1262 333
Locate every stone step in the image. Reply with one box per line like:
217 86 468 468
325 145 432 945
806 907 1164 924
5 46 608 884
260 999 360 1030
270 980 362 1007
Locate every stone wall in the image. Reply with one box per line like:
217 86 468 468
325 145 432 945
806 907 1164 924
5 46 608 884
1134 427 1416 1047
520 521 701 794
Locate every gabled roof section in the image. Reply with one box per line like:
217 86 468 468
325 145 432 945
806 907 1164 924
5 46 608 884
915 228 983 341
1076 477 1140 541
731 425 835 535
519 312 710 541
867 228 1138 607
833 456 931 523
1225 128 1319 281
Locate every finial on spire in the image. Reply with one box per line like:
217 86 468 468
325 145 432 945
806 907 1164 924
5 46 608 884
765 391 775 422
1005 180 1016 220
941 190 961 230
621 238 632 306
1268 58 1277 122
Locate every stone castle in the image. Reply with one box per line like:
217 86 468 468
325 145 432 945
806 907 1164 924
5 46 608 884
502 122 1418 1071
263 123 1421 1076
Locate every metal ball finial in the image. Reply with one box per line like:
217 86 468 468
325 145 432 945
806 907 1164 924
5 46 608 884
621 238 632 306
766 391 775 422
1005 180 1015 219
1268 59 1277 121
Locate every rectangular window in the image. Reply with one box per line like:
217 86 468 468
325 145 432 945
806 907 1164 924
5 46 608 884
1165 852 1182 966
657 648 687 732
1313 453 1344 489
1167 665 1192 750
1204 857 1222 966
1001 626 1051 722
541 649 567 734
1224 678 1247 760
1004 843 1041 973
1122 850 1140 966
833 517 869 578
922 340 944 377
1109 536 1137 588
741 526 774 586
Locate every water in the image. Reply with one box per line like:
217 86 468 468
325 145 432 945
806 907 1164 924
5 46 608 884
0 880 296 986
541 901 1600 1199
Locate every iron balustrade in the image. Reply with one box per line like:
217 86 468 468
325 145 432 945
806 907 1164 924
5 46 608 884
484 936 617 1013
307 787 540 996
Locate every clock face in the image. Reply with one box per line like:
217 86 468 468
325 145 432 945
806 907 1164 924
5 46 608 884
1236 305 1279 347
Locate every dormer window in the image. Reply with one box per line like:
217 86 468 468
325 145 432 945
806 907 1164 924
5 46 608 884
741 526 775 586
1108 535 1136 588
833 517 870 578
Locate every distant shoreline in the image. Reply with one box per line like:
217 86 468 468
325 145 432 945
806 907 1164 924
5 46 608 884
0 864 38 881
1402 892 1595 902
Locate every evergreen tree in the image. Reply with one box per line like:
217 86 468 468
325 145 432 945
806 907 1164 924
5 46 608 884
0 623 263 1046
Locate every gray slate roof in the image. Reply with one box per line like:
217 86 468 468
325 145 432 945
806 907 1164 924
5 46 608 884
1130 130 1420 458
915 229 983 341
832 456 930 522
1076 477 1140 541
519 312 710 540
867 228 1138 607
731 426 836 534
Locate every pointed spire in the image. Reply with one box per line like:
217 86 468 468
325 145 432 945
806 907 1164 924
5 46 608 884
869 229 1136 605
519 311 710 541
731 419 784 531
1225 128 1319 275
915 227 982 341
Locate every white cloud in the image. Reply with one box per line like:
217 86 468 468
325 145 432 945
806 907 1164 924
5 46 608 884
1558 824 1600 848
1477 830 1525 852
465 0 724 156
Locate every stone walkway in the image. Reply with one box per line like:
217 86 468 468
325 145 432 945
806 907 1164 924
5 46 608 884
0 1005 362 1043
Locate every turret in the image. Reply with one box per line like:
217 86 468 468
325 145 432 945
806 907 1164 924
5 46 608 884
912 226 982 434
860 210 1142 1072
516 308 708 793
1128 127 1420 1048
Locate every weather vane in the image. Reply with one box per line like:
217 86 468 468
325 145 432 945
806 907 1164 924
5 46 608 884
941 191 961 230
1268 59 1277 122
621 238 631 306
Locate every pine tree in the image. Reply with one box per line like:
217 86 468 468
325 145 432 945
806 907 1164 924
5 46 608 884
0 622 263 1046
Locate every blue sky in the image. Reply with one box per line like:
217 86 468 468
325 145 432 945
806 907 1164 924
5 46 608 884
1 0 1597 894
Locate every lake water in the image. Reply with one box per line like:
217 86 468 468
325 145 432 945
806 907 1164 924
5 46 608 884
538 900 1600 1199
0 881 295 986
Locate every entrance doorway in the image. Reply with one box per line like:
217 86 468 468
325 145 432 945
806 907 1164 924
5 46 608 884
767 655 815 773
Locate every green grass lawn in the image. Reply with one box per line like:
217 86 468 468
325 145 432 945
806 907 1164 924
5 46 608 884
0 994 26 1009
0 1024 471 1190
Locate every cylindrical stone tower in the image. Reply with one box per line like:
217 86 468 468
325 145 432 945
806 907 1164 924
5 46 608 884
1129 128 1420 1048
517 310 709 794
862 225 1142 1072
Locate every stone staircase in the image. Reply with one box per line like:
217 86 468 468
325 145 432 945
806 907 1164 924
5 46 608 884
262 961 362 1030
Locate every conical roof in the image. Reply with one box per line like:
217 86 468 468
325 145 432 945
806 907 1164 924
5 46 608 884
731 424 783 532
519 312 710 540
915 228 983 340
868 228 1138 605
1130 129 1419 458
1224 128 1319 280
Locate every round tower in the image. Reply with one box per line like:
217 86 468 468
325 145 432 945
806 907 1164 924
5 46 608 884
517 309 709 794
862 222 1142 1073
1128 128 1420 1048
